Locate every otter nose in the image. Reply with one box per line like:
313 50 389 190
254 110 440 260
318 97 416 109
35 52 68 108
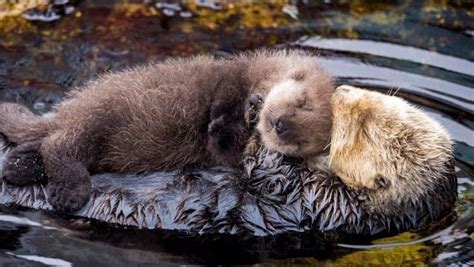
275 119 290 136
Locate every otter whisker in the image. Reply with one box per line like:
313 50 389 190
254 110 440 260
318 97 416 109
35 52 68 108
391 87 401 96
322 142 331 151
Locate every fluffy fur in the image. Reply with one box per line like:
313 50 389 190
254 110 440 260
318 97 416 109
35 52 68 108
256 63 334 158
320 85 454 213
327 85 453 189
0 50 334 212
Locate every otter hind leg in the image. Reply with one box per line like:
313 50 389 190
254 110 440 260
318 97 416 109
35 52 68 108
41 136 92 212
46 161 92 212
3 141 47 185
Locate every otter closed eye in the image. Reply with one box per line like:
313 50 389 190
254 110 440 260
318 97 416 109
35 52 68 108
256 66 335 158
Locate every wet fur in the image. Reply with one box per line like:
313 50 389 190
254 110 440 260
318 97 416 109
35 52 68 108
0 50 334 212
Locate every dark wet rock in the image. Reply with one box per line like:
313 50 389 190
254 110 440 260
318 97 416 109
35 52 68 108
0 77 11 90
64 43 91 72
0 60 7 76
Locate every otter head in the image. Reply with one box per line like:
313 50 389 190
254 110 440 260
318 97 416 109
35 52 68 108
256 73 334 158
329 85 453 190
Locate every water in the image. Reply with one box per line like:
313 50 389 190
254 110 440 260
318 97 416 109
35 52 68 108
0 1 473 265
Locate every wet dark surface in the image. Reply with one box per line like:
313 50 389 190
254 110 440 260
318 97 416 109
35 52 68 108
0 0 473 266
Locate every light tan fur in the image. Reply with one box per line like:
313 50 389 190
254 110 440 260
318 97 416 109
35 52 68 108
326 85 453 191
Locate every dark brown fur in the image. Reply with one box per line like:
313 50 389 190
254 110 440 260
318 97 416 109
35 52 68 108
0 50 334 212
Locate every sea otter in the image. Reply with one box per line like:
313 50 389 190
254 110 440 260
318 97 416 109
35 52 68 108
0 50 334 212
326 85 454 213
328 85 453 187
253 84 455 216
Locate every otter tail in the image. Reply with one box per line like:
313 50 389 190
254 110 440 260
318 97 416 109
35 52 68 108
0 103 51 144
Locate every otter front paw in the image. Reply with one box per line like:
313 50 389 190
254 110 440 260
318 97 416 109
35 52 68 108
47 163 92 212
245 94 263 128
3 142 47 185
365 176 391 190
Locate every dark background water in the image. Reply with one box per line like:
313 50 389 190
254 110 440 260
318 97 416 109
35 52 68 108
0 1 473 266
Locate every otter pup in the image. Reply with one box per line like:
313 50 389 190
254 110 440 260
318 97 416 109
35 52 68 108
0 50 335 212
256 71 333 159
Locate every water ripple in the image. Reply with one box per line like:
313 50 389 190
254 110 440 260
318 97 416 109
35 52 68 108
297 36 474 76
314 57 474 113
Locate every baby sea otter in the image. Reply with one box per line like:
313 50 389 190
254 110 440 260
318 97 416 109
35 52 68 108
0 50 334 212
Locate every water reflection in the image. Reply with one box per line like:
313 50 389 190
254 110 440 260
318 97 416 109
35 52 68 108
0 0 472 266
297 36 474 76
0 226 29 250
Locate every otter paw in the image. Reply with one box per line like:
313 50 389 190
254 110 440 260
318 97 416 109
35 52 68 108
48 180 92 212
207 101 247 165
245 94 263 128
243 133 261 164
47 164 92 212
375 176 390 189
3 142 47 185
366 176 391 190
356 190 371 202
